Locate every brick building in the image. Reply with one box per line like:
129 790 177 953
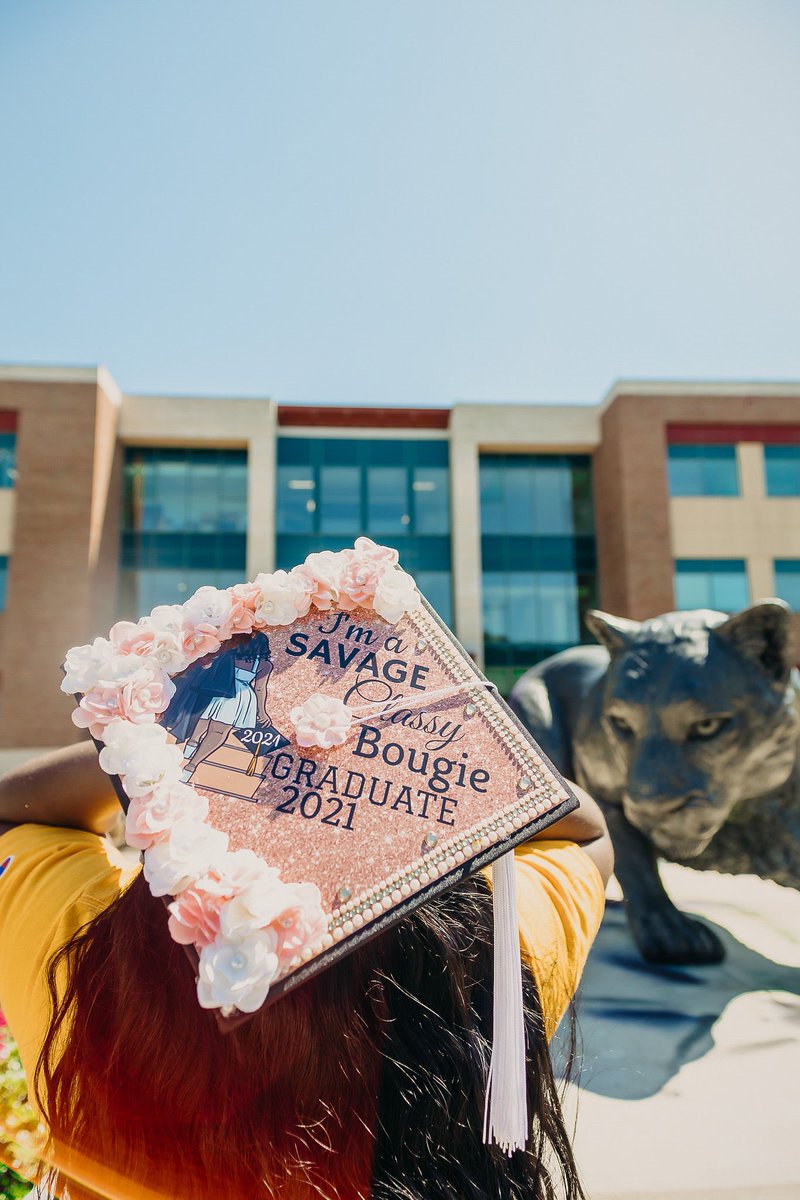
1 364 799 748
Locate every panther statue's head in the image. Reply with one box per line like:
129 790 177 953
581 601 798 860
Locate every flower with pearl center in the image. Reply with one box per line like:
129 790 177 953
197 928 280 1015
289 693 354 748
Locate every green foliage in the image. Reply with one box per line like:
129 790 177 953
0 1020 43 1196
0 1162 32 1198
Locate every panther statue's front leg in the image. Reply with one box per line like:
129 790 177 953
601 802 725 965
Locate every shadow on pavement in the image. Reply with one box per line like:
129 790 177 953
551 898 800 1100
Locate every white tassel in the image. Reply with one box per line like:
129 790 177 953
483 849 528 1155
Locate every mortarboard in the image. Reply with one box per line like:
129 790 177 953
62 538 578 1155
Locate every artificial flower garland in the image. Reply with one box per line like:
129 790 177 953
63 538 421 1016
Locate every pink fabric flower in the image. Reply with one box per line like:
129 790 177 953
293 551 346 611
125 782 209 850
166 849 279 946
352 537 399 567
224 582 262 636
72 658 176 738
290 693 354 748
167 884 226 947
182 623 222 664
111 619 187 673
109 620 156 657
270 882 327 969
337 552 387 611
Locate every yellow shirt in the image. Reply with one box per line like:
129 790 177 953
0 822 606 1199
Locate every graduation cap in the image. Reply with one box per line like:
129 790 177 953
62 538 578 1155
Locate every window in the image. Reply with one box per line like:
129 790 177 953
120 448 248 616
673 560 748 611
774 560 800 611
667 445 739 496
765 446 800 497
479 455 597 692
0 433 16 488
480 454 593 536
276 438 452 624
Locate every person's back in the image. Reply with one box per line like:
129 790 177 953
0 748 610 1200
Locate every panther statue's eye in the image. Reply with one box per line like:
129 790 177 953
689 715 730 740
609 713 634 737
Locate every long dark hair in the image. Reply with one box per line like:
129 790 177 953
36 870 588 1200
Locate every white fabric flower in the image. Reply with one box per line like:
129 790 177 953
197 928 280 1014
372 568 421 623
98 719 168 774
219 877 295 939
254 570 312 625
183 586 234 631
149 605 186 637
143 817 229 897
290 693 354 748
147 629 187 673
210 848 281 896
293 550 347 610
118 739 185 798
61 637 114 694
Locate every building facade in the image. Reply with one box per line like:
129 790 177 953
1 365 799 747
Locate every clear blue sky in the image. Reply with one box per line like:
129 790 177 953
1 1 798 406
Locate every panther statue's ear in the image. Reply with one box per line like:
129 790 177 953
710 600 794 685
585 609 641 655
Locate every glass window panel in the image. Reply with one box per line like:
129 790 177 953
765 446 800 496
479 464 506 534
0 434 17 488
530 463 573 534
674 560 748 611
479 455 590 535
534 571 580 644
319 466 361 534
412 466 449 534
504 573 540 645
774 561 800 610
367 466 408 534
668 445 738 496
571 464 595 534
277 438 313 466
185 460 224 532
218 462 248 532
119 567 243 618
123 448 247 534
415 570 452 626
504 466 537 534
482 570 580 649
482 574 511 646
277 465 316 533
711 569 749 611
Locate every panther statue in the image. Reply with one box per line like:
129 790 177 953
508 601 799 965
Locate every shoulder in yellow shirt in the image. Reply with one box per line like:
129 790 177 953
0 824 605 1196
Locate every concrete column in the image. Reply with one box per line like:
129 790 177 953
738 442 765 499
747 555 774 603
247 403 277 578
449 422 483 663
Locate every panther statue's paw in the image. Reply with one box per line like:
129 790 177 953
628 904 725 965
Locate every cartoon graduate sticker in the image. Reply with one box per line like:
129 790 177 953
161 632 288 782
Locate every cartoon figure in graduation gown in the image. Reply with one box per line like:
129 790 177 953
162 632 288 780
